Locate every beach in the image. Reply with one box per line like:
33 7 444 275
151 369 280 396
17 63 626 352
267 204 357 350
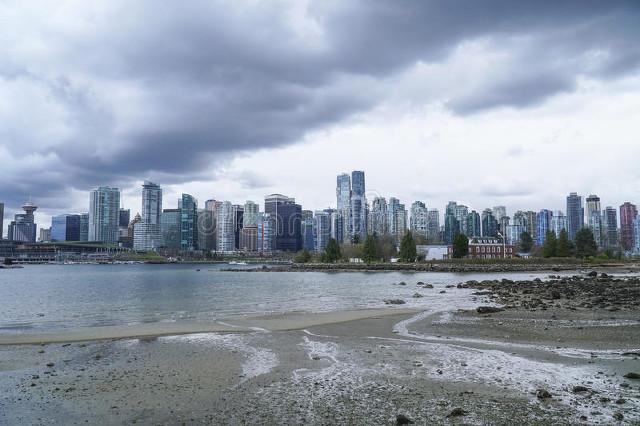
1 269 639 425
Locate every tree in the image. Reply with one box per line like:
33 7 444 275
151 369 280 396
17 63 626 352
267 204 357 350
519 231 533 253
556 229 573 257
398 232 417 262
361 234 378 263
294 249 312 263
574 227 598 258
542 231 557 258
375 234 397 262
452 234 469 259
321 239 341 263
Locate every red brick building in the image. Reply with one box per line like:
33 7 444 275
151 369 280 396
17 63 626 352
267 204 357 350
448 237 515 259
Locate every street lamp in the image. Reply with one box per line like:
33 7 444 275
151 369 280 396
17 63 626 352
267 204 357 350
497 231 506 259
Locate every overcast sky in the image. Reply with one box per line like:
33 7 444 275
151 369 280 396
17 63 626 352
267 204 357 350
2 0 640 234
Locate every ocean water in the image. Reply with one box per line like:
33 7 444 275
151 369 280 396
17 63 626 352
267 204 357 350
0 263 557 333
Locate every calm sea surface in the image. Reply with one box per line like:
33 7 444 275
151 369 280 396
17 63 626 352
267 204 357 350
0 264 558 333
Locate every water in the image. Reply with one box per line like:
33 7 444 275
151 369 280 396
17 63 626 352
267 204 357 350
0 264 557 333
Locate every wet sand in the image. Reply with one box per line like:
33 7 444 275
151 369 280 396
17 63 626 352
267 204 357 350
1 276 639 425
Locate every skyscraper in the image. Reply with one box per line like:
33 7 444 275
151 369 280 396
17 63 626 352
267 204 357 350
301 210 315 251
602 207 618 249
8 201 38 243
552 211 567 237
197 209 215 251
524 211 538 242
89 187 120 243
426 209 440 242
566 192 583 241
481 209 498 238
466 210 481 237
370 197 388 236
264 194 302 252
585 195 601 225
216 201 235 252
161 209 181 251
179 194 198 251
314 210 331 252
336 173 351 243
350 170 367 242
455 205 469 236
240 201 260 251
619 202 637 251
233 204 244 250
536 209 553 246
51 214 81 242
492 206 507 221
79 213 89 241
133 181 163 251
634 217 640 254
410 201 428 237
0 202 4 239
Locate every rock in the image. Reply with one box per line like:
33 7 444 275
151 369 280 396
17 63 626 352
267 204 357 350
613 412 623 421
600 273 610 279
615 398 626 404
623 372 640 379
311 355 321 360
550 291 561 300
396 414 414 425
31 375 39 380
587 271 598 278
536 389 552 399
46 362 54 367
384 299 406 305
476 306 504 314
412 293 423 298
423 284 434 289
471 291 493 296
446 408 468 418
398 281 407 286
572 385 589 393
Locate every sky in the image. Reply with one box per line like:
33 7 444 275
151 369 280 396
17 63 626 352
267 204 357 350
1 0 640 235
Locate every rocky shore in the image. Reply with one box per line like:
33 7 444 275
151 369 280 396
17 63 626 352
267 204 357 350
222 262 640 274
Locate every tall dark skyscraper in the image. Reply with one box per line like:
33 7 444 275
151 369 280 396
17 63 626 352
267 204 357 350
264 194 302 252
350 170 367 242
619 202 638 251
179 194 198 251
0 202 4 239
119 209 131 228
51 214 81 241
566 192 583 241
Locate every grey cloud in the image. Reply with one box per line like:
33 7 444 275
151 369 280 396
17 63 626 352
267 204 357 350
1 0 639 214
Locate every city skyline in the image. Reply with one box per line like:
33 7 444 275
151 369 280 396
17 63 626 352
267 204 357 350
1 2 640 235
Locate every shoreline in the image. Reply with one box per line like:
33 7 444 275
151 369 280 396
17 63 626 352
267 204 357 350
0 308 420 346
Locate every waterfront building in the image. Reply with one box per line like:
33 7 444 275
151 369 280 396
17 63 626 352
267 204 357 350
161 209 181 251
133 181 163 251
89 187 120 243
536 210 553 246
481 209 498 238
216 202 235 252
8 201 38 243
79 213 89 242
179 194 198 251
602 207 618 249
350 171 367 242
264 194 302 252
197 209 215 251
447 237 515 259
619 202 638 251
466 210 481 237
39 227 51 242
426 209 440 242
51 214 81 242
314 210 331 252
566 192 583 241
551 211 567 237
370 197 388 236
336 173 351 243
410 201 428 238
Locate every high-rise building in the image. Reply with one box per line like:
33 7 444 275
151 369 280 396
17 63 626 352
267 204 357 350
426 209 440 242
336 173 351 243
492 206 507 221
89 187 120 243
314 210 331 252
133 181 163 251
524 211 537 242
302 210 315 251
179 194 198 251
410 201 428 237
79 213 89 241
455 205 469 236
51 214 81 241
619 202 637 251
602 207 618 249
264 194 302 252
552 211 567 237
466 210 481 237
566 192 583 241
481 209 498 238
39 227 51 242
8 201 38 243
536 209 553 246
161 209 181 251
240 201 260 252
350 170 367 242
232 205 244 250
216 202 235 252
585 195 601 225
0 202 4 239
499 216 510 237
589 211 603 248
388 197 406 243
197 209 215 251
370 197 388 236
634 217 640 254
257 212 275 252
330 210 343 243
119 209 130 228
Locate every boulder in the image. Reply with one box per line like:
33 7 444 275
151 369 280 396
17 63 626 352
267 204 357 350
396 414 414 425
446 408 468 418
536 389 552 399
384 299 406 305
572 386 589 393
476 306 504 314
623 372 640 379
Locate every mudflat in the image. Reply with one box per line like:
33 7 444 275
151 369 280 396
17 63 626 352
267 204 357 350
1 274 639 425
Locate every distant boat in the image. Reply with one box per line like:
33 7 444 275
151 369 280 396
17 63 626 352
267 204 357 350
228 261 247 265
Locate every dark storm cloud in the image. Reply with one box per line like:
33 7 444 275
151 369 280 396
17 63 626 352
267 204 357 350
1 0 639 213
